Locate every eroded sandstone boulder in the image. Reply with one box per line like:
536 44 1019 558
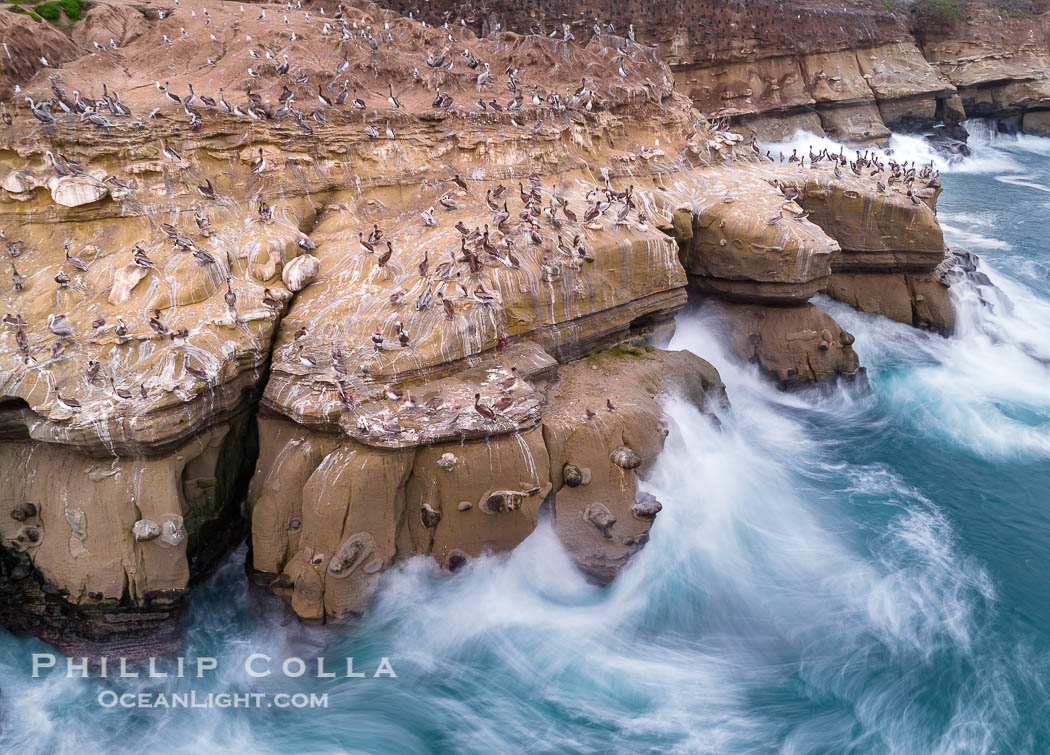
249 345 725 617
703 300 861 387
771 162 955 334
542 347 725 581
0 414 255 654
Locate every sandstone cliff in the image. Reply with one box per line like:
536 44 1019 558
382 0 1050 142
0 0 963 651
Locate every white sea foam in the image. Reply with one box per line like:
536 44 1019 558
1 129 1048 754
760 121 1050 177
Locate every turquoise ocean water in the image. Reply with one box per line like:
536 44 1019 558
1 123 1048 753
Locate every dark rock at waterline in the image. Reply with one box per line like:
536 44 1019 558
446 549 469 571
925 127 971 163
0 546 184 661
939 247 992 289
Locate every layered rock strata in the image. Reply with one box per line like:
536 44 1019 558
0 0 726 640
0 0 962 645
919 5 1050 136
782 164 955 334
381 0 1050 141
250 346 725 619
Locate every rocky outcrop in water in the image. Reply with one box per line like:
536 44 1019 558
0 0 965 649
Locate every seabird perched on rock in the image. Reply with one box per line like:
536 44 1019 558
251 148 266 175
64 243 88 272
474 393 495 420
499 368 519 391
81 111 112 128
262 289 283 311
148 310 168 335
161 82 181 105
192 248 217 266
377 242 393 267
56 391 81 410
48 313 74 337
297 345 316 367
198 178 216 199
25 97 53 124
133 247 157 269
161 141 181 161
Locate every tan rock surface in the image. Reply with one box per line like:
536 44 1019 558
249 345 725 619
383 0 1050 139
0 0 718 640
0 0 968 645
70 2 151 50
767 158 953 333
704 300 862 387
0 10 82 100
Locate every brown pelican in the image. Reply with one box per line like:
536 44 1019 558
251 148 266 175
65 243 88 272
198 178 216 199
474 393 495 420
377 242 392 267
25 97 54 124
48 314 74 336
